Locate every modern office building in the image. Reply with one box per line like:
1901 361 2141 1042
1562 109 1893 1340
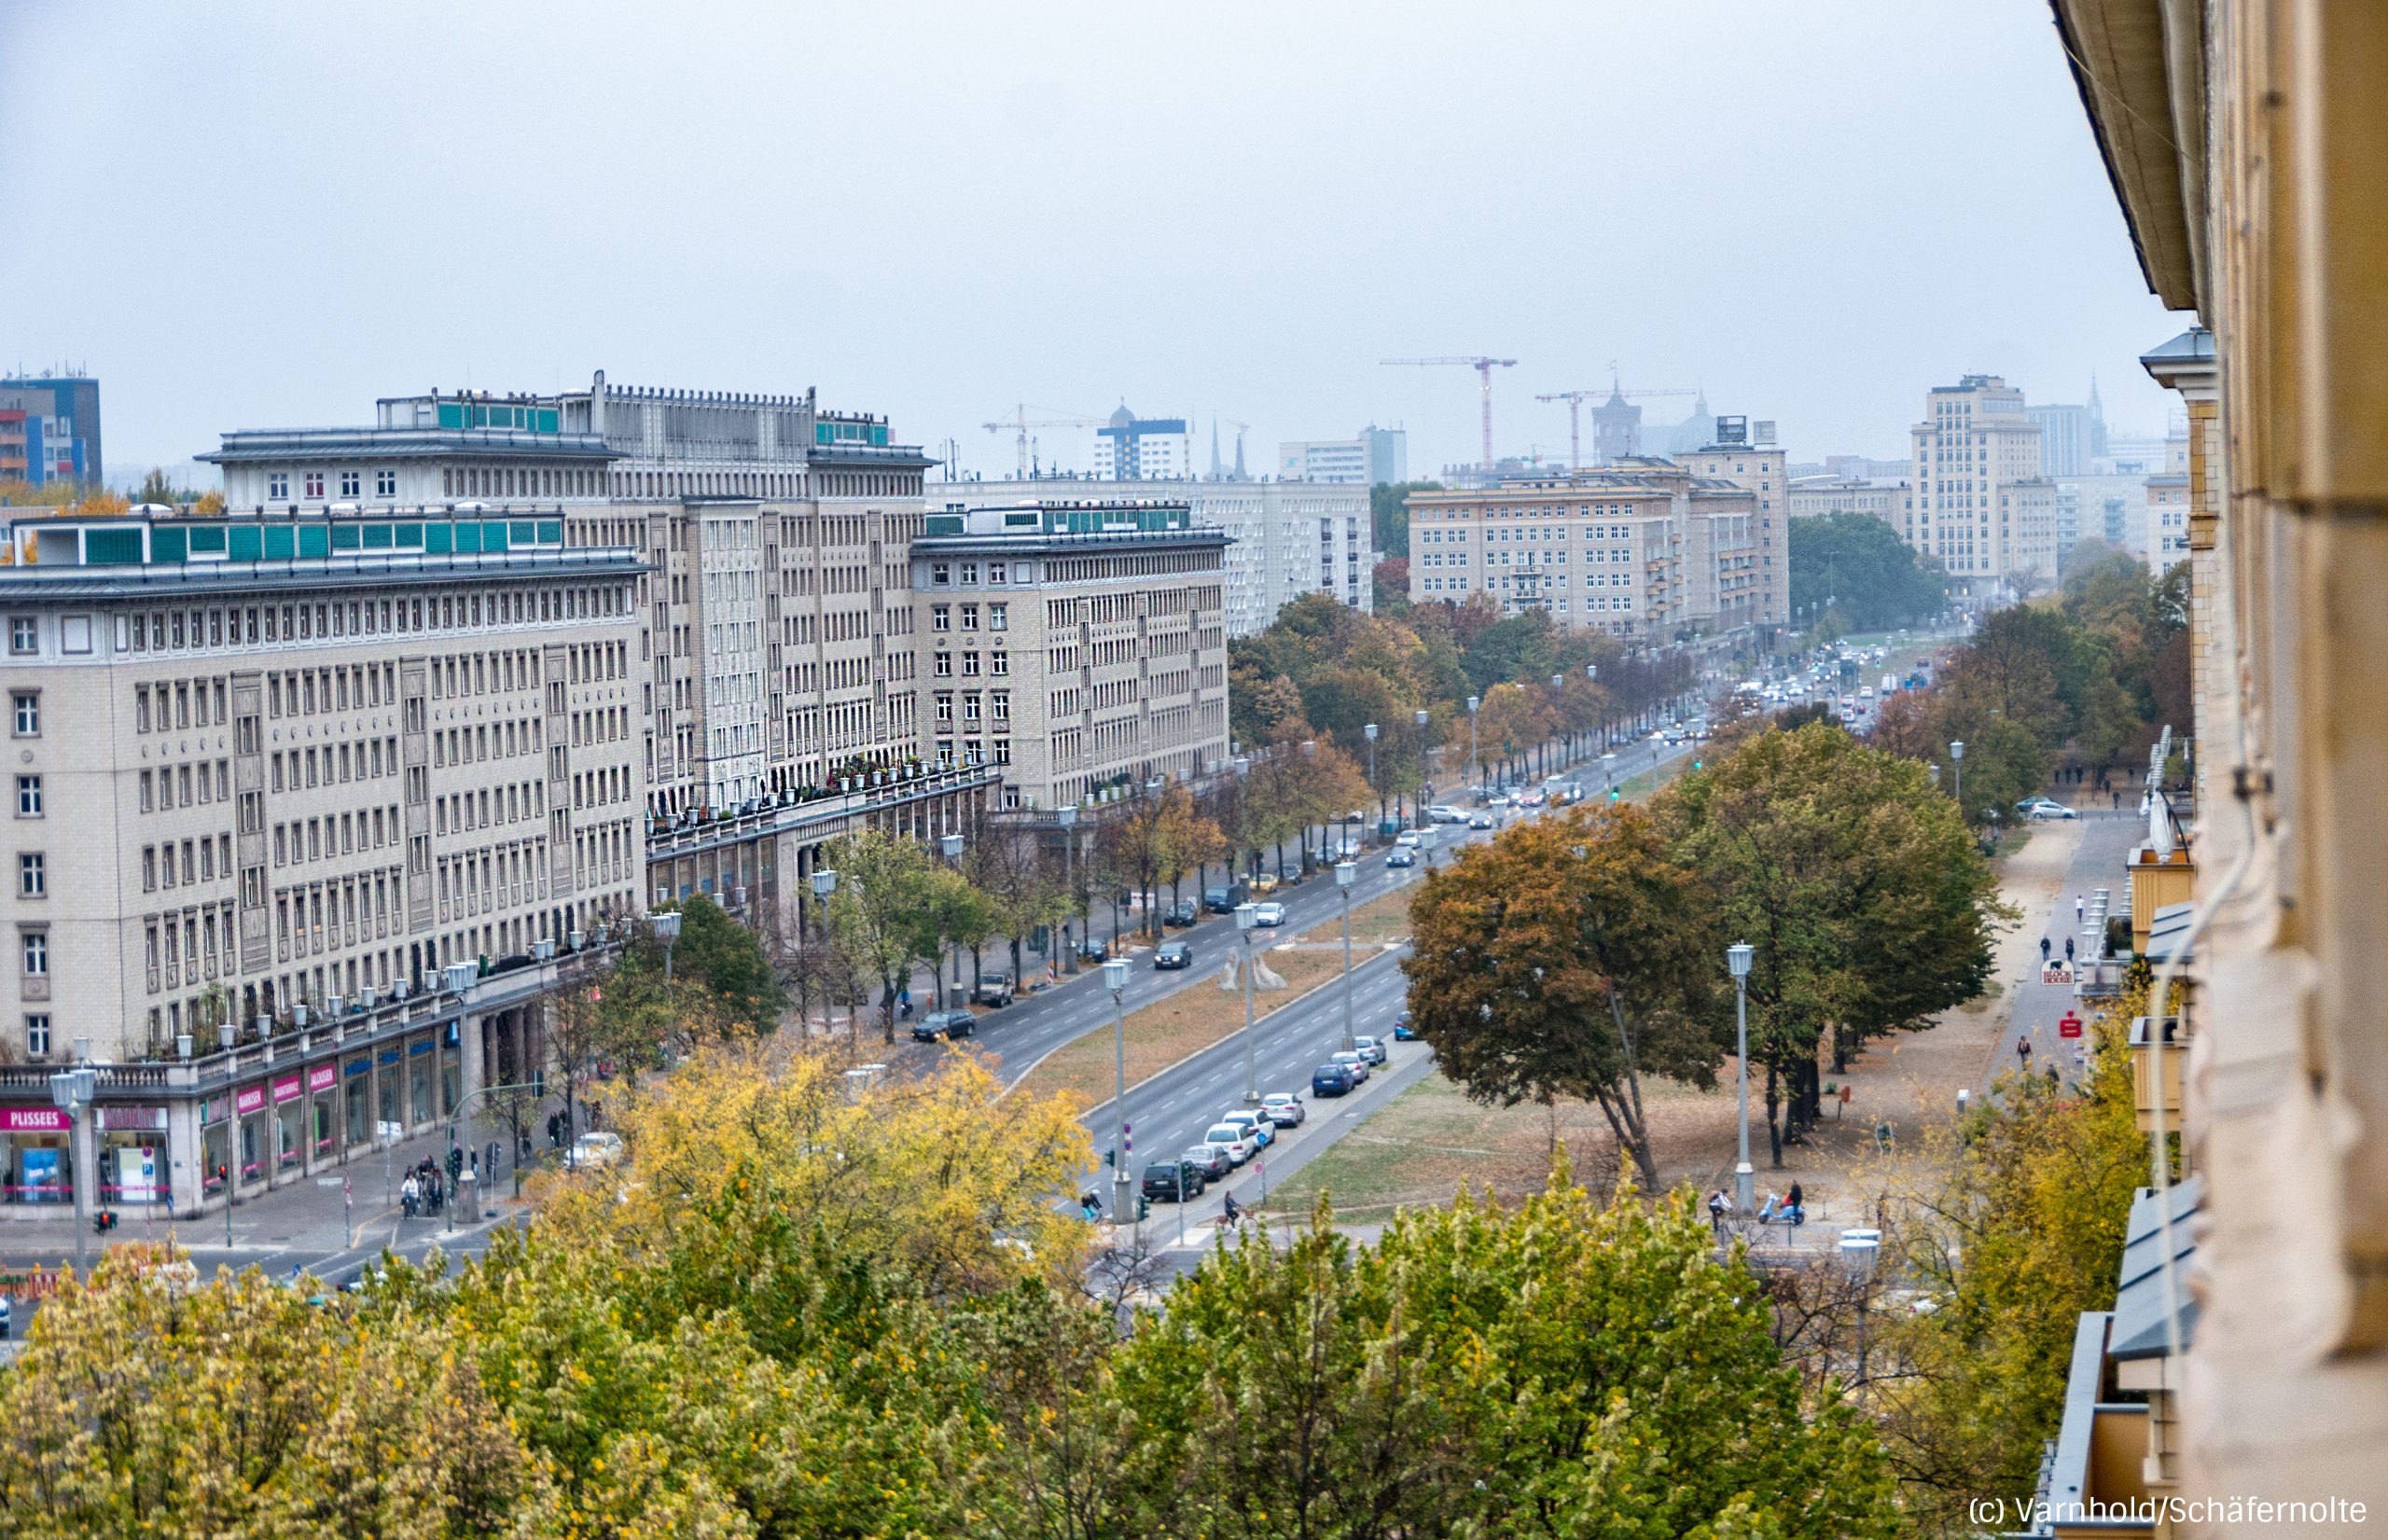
0 375 102 487
928 474 1370 637
1405 459 1760 642
2026 393 2109 479
1277 427 1409 486
0 503 644 1217
907 502 1229 811
1906 374 2059 592
1091 406 1191 480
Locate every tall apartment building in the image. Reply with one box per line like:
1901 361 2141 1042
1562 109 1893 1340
1092 407 1190 480
928 474 1371 637
0 505 643 1216
0 375 102 487
1906 374 2059 593
1405 459 1759 642
208 376 990 945
1676 418 1787 636
907 502 1229 810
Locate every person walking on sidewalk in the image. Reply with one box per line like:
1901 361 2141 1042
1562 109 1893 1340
1707 1189 1729 1235
2076 894 2086 923
2041 936 2052 964
2018 1034 2034 1072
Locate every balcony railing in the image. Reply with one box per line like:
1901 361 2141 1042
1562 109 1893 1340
2131 1015 2184 1133
645 762 996 858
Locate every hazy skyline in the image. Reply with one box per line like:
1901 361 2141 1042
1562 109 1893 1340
3 1 2185 485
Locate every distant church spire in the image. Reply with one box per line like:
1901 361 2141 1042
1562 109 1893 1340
1209 419 1225 479
1232 427 1247 480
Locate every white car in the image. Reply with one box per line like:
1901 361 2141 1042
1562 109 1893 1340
1253 902 1286 927
1330 1049 1371 1085
1260 1091 1307 1128
564 1131 625 1170
1219 1108 1274 1148
2022 798 2080 821
1202 1122 1257 1166
1395 829 1422 848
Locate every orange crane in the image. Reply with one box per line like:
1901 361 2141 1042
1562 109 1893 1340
1537 380 1697 469
981 405 1104 479
1381 356 1516 471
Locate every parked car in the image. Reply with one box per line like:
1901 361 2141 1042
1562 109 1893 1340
1311 1062 1357 1097
1203 884 1243 914
970 972 1015 1008
1164 899 1201 927
2028 803 2080 821
910 1008 977 1042
1249 872 1281 895
564 1131 625 1171
1143 1159 1205 1203
1201 1122 1257 1166
1153 940 1192 970
1354 1034 1388 1066
1260 1091 1307 1128
1183 1144 1234 1182
1385 847 1417 868
1393 1010 1416 1041
1219 1109 1274 1149
1277 863 1306 884
1253 901 1286 927
1330 1049 1371 1084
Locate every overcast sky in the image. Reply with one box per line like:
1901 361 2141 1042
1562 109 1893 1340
2 1 2185 484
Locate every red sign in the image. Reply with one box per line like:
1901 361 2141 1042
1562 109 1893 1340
307 1064 339 1093
2058 1011 2084 1040
234 1084 267 1117
271 1074 303 1104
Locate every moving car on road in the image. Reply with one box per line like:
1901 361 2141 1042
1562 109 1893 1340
1467 812 1496 830
1253 901 1286 927
1201 1122 1257 1166
1204 883 1243 913
1260 1091 1307 1127
1163 899 1201 927
1385 847 1416 868
1153 940 1192 969
1311 1062 1357 1097
1428 805 1467 824
910 1009 977 1042
970 972 1015 1008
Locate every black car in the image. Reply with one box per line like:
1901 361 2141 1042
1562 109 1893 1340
1164 899 1200 927
911 1009 976 1042
1142 1159 1206 1203
1153 940 1191 970
1203 884 1243 914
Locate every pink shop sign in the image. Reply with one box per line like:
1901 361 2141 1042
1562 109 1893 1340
271 1075 303 1104
234 1085 267 1117
307 1064 339 1093
1 1107 69 1133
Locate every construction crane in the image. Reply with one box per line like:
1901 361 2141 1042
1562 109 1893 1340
1536 382 1697 470
981 405 1104 479
1381 356 1517 471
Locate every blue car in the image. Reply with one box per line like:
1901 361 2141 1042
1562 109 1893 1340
1393 1010 1416 1041
1312 1062 1357 1097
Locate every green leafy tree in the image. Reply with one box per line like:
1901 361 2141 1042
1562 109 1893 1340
646 894 784 1022
823 825 969 1041
1659 721 2007 1157
1788 510 1947 631
1368 479 1440 558
1401 803 1722 1186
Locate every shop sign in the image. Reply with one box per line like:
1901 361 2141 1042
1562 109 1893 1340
271 1075 302 1104
0 1108 69 1133
408 1037 433 1057
234 1085 267 1117
95 1106 169 1132
308 1064 339 1093
377 1047 401 1066
345 1056 370 1078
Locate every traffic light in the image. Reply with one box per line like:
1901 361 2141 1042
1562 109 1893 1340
1103 1148 1115 1168
92 1210 118 1234
1137 1195 1150 1221
1609 787 1621 802
447 1146 464 1182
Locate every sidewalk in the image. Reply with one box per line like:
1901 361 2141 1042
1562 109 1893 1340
0 1119 540 1265
1986 800 2143 1090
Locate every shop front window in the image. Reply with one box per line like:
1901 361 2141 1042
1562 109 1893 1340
201 1120 229 1194
2 1110 71 1204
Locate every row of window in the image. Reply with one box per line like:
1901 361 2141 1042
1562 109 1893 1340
929 603 1009 632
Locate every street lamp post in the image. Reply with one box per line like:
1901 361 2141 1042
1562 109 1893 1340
1057 806 1080 973
49 1064 97 1276
1364 722 1379 833
1550 673 1564 773
650 908 684 1069
938 832 965 1006
1412 709 1431 830
1103 956 1135 1237
1949 740 1965 810
1840 1228 1881 1383
1335 861 1357 1053
1728 940 1755 1216
811 867 840 1032
1234 901 1260 1103
1466 695 1479 798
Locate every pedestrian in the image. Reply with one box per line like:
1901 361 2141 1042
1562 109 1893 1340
2065 936 2076 963
2018 1034 2034 1069
2076 894 2085 923
2112 789 2121 811
1706 1188 1728 1234
401 1172 419 1217
2040 936 2052 963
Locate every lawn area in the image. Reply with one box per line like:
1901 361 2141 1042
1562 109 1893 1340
1009 881 1419 1106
